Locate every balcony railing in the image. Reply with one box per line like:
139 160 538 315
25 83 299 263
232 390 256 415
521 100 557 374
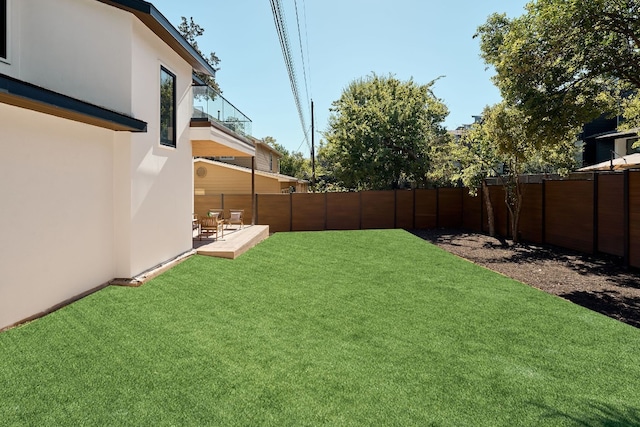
192 84 252 137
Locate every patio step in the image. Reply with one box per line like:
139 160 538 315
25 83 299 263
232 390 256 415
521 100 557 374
195 225 269 259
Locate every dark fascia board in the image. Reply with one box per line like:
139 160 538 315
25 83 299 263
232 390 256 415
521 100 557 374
595 128 639 140
0 73 147 132
96 0 217 76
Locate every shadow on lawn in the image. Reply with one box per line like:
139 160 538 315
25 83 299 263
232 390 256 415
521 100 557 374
561 290 640 329
534 401 640 427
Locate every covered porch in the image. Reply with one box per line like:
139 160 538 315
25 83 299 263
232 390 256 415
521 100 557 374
190 82 258 226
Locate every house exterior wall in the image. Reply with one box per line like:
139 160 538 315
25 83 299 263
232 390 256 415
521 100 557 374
0 0 133 114
122 18 194 277
0 103 118 330
0 0 201 329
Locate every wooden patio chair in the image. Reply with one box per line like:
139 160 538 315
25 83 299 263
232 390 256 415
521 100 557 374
192 213 200 235
225 209 244 229
199 212 224 240
208 209 224 218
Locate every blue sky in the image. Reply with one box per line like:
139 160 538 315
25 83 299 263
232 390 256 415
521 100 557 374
152 0 529 153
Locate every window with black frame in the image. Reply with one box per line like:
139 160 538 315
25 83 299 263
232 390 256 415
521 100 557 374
160 66 176 147
1 0 7 60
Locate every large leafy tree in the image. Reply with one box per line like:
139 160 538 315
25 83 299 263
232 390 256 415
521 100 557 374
178 17 221 93
322 74 448 190
476 1 640 142
433 103 578 242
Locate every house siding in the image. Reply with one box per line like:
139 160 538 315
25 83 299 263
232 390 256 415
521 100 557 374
220 142 281 173
123 17 194 277
0 103 118 330
194 161 282 194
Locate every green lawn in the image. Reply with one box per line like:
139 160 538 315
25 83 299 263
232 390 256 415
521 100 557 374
1 229 639 426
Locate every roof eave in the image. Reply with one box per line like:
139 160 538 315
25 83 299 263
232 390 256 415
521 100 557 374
96 0 216 76
0 73 147 132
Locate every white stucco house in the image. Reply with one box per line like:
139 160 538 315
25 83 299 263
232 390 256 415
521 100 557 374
0 0 255 330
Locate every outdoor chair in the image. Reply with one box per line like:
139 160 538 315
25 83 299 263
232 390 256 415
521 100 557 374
192 213 200 234
199 212 224 240
225 209 244 229
208 209 224 218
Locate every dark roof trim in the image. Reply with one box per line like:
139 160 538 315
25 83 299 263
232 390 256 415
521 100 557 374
0 73 147 132
96 0 217 76
595 128 639 140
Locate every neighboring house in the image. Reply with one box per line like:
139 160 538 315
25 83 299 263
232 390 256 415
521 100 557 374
0 0 254 330
579 114 640 167
194 158 308 194
213 137 283 174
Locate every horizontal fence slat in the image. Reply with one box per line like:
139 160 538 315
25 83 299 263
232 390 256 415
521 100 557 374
292 193 326 231
545 180 594 254
256 194 291 232
438 188 463 228
395 190 414 229
361 191 395 229
598 174 625 257
326 193 361 230
414 189 437 229
519 183 543 244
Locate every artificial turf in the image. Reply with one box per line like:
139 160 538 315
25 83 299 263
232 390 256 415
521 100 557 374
1 229 639 426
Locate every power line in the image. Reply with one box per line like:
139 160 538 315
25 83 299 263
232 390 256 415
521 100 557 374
294 125 312 153
293 0 310 109
301 0 312 101
269 0 310 150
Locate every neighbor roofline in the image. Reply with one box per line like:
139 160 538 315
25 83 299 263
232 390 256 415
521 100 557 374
96 0 217 76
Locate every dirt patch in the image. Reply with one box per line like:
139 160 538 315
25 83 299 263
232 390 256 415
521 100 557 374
411 229 640 329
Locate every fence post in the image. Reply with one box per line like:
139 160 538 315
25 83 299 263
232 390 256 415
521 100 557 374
255 194 259 224
436 188 440 228
624 169 630 268
412 189 416 229
593 173 599 254
541 180 546 245
359 192 363 230
479 186 484 233
394 190 398 229
324 192 328 231
289 192 293 232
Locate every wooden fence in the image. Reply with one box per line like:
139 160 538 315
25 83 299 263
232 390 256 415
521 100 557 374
194 170 640 268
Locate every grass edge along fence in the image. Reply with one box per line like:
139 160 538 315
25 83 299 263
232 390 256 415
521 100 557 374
194 169 640 269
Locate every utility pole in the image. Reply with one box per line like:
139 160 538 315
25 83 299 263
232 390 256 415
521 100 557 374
311 99 316 192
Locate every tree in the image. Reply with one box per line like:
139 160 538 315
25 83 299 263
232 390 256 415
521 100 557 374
178 17 221 93
476 1 640 144
322 73 449 190
432 103 579 242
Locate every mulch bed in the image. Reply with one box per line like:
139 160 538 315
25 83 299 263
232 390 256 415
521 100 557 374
411 229 640 329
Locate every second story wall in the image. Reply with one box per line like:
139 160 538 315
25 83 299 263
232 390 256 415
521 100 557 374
1 0 133 115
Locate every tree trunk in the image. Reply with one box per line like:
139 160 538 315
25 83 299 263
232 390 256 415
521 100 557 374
511 177 523 243
482 180 495 237
504 173 523 243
